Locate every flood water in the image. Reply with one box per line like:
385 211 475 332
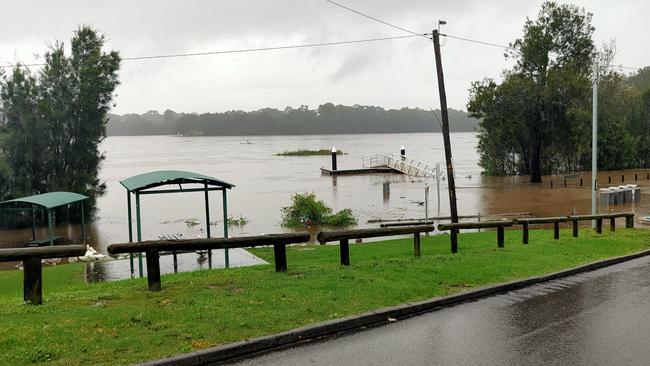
1 132 648 276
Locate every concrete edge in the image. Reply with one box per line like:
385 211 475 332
138 248 650 366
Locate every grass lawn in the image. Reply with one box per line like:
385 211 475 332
1 228 649 365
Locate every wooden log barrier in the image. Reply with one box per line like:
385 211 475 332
108 233 310 291
438 221 514 250
0 245 86 304
317 225 435 263
515 217 567 243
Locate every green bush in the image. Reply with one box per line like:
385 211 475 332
281 193 357 227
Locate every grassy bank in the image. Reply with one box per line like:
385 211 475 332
275 149 345 156
1 228 649 365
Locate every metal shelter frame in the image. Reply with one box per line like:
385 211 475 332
119 170 235 278
0 191 89 246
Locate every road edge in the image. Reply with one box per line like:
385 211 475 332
138 248 650 366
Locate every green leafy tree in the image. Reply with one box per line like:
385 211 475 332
469 2 596 182
0 26 120 216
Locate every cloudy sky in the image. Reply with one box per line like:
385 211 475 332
1 0 647 114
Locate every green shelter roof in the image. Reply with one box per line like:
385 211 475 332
0 191 89 210
120 170 235 192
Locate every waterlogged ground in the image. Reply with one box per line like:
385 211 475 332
1 133 649 276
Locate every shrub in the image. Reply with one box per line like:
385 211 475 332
281 193 357 227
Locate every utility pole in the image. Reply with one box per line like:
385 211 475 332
591 60 599 228
432 29 459 253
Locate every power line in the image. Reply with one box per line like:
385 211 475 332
441 32 642 71
441 33 513 50
324 0 429 39
0 33 423 69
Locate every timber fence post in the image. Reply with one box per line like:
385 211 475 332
413 232 421 258
340 239 350 266
23 257 42 304
522 222 529 244
145 250 161 291
273 243 288 272
497 227 504 248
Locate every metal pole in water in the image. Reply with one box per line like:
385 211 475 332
436 163 441 218
331 147 338 171
592 60 599 228
425 185 429 233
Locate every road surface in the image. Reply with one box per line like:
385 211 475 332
233 255 650 366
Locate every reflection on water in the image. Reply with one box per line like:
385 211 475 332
1 133 649 278
84 249 268 282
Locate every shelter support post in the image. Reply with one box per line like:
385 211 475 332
223 188 229 268
127 191 134 277
47 209 53 246
80 201 86 244
136 192 143 277
205 183 212 269
31 209 36 241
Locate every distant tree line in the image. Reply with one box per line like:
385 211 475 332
0 27 120 224
468 1 650 182
106 105 479 136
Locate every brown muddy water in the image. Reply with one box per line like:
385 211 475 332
1 133 648 278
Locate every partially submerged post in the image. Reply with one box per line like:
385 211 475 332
120 170 235 278
331 147 338 171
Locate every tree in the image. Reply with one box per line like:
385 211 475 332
0 26 120 216
469 2 596 182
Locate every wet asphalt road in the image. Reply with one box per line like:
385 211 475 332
233 256 650 366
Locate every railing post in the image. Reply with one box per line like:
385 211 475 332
522 222 529 244
626 215 634 228
23 257 42 304
451 229 458 253
596 219 603 234
146 250 161 291
413 232 421 258
610 218 616 232
553 222 560 240
340 239 350 266
497 227 504 248
273 243 288 272
572 220 578 238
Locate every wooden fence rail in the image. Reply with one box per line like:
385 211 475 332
437 221 515 250
107 233 310 291
316 225 435 265
515 217 568 243
0 245 86 304
437 213 635 252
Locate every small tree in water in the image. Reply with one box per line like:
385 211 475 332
281 192 357 227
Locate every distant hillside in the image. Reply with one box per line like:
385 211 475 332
106 104 479 136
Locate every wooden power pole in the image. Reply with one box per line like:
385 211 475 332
432 29 459 253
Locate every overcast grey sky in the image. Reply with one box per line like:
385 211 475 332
1 0 647 114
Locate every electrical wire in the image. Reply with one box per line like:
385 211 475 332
441 32 642 71
324 0 429 39
0 33 424 69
